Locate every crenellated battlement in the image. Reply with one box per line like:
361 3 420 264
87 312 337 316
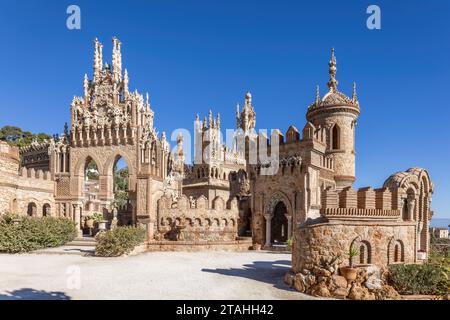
321 186 402 219
18 167 52 181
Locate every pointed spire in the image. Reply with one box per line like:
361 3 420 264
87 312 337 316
208 109 213 128
217 113 221 128
112 37 122 82
352 82 358 103
315 85 320 106
245 91 252 106
123 68 129 97
327 48 338 92
83 74 89 101
203 116 207 129
93 38 103 81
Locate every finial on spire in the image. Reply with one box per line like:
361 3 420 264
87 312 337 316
112 37 122 82
352 82 358 102
327 48 338 92
123 69 129 96
315 85 320 105
84 74 89 99
208 109 213 127
245 91 252 105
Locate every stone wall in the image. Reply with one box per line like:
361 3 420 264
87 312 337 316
156 195 238 242
292 221 416 273
0 141 55 216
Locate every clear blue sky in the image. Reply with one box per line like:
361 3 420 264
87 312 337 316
0 1 449 218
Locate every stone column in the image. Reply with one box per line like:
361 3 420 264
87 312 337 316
407 198 415 221
264 214 272 247
285 214 292 240
73 204 82 237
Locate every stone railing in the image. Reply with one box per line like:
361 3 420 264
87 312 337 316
156 195 239 242
320 207 401 220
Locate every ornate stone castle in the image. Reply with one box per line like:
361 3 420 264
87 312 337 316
0 38 434 266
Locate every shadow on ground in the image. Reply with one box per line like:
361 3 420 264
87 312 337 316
0 288 71 300
202 260 293 291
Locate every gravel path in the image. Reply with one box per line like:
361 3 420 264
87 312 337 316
0 251 315 300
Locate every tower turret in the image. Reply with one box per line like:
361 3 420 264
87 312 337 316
306 49 360 189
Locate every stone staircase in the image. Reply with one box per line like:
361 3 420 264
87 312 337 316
67 236 97 247
33 237 96 256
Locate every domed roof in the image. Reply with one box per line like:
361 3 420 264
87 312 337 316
321 90 354 106
383 167 434 193
307 49 359 111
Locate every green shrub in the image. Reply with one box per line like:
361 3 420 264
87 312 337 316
0 216 77 253
95 226 146 257
388 263 449 295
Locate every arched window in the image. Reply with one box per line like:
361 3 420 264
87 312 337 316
353 240 371 265
402 199 408 220
42 203 51 217
332 124 340 150
27 202 37 217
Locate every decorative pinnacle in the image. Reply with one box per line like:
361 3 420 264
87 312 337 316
209 109 213 127
352 82 358 102
327 48 338 92
315 85 320 105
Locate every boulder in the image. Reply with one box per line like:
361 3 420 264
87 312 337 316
312 266 331 277
311 282 331 298
348 283 376 300
284 272 295 287
305 274 316 287
293 273 307 293
329 275 349 299
373 285 401 300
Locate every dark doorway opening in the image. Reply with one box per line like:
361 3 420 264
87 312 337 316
271 202 288 243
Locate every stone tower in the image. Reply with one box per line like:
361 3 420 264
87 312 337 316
306 49 360 189
236 92 256 135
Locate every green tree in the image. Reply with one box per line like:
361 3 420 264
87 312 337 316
0 126 51 148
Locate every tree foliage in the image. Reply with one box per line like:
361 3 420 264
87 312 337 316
0 125 51 148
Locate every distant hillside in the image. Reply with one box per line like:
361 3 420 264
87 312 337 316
0 125 51 148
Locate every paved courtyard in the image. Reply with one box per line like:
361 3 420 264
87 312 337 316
0 251 315 300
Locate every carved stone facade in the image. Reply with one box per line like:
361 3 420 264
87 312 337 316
0 40 434 262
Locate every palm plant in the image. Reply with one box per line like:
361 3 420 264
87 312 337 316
348 245 360 268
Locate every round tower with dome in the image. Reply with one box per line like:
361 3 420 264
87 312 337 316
306 48 360 189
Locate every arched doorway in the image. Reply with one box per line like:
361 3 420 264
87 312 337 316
271 202 288 243
113 156 132 226
27 202 37 216
84 157 100 214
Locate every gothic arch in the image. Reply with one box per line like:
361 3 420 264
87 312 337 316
350 236 372 266
74 154 104 177
388 238 405 264
265 191 293 217
103 151 135 177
